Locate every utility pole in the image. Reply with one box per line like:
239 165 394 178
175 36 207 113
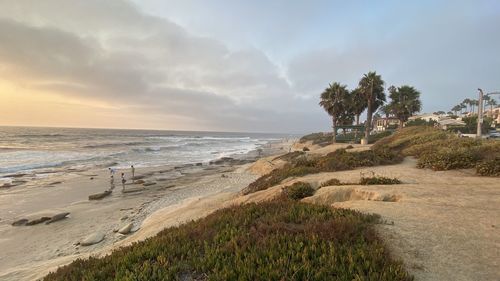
477 89 484 138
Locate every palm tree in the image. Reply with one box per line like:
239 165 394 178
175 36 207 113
387 85 422 129
460 103 467 114
462 98 472 113
470 99 479 114
350 88 367 125
358 71 386 141
487 98 497 113
319 82 350 143
451 105 461 116
482 95 491 113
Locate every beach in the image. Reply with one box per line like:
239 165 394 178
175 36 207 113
0 128 294 281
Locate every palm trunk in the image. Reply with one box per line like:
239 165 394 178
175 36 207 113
332 116 337 143
399 118 404 130
364 84 373 141
365 101 372 141
355 114 360 125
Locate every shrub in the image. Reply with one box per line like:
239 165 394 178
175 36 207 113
476 157 500 176
345 145 354 149
244 148 402 194
44 200 411 281
284 182 315 200
242 165 319 195
417 147 481 170
374 126 500 176
360 176 402 185
320 178 342 187
302 146 310 152
405 118 437 127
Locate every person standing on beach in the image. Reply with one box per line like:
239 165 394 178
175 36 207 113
121 173 126 191
131 165 135 183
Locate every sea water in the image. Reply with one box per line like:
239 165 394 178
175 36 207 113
0 126 286 180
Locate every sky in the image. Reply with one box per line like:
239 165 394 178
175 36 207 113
0 0 499 133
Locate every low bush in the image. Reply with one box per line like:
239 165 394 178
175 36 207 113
320 178 342 187
302 146 310 152
360 176 402 185
284 182 315 200
416 147 481 170
476 157 500 176
243 165 318 195
244 148 402 195
44 200 411 281
374 126 500 175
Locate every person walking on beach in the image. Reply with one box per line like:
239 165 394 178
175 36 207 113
108 168 116 182
131 165 135 183
121 173 126 191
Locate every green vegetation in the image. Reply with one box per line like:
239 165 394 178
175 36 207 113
319 82 352 143
299 130 392 146
320 178 343 187
44 200 412 281
476 157 500 176
243 148 402 195
405 118 437 127
385 85 422 129
360 176 402 185
373 126 500 175
358 71 386 140
447 115 493 134
283 182 315 200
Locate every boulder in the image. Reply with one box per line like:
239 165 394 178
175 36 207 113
45 212 70 224
26 217 51 226
117 223 134 234
134 179 145 184
81 232 105 246
88 190 112 200
12 218 28 226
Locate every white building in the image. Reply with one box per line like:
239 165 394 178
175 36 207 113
408 113 441 123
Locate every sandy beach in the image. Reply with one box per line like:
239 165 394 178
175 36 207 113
0 140 293 281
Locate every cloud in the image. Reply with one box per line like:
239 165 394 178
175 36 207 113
0 0 498 132
0 0 329 132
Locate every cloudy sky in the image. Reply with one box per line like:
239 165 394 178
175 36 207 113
0 0 499 133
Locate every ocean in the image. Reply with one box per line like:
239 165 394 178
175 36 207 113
0 126 288 180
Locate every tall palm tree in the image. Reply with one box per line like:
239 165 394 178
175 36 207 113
350 88 367 125
471 99 479 114
487 98 497 113
319 82 350 143
358 71 385 141
451 105 461 116
387 85 422 129
460 103 467 114
482 95 491 113
462 98 472 113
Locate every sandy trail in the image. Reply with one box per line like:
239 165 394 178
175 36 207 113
288 158 500 281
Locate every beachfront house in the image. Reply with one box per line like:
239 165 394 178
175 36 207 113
408 113 440 123
484 106 500 126
374 116 400 131
438 118 466 130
